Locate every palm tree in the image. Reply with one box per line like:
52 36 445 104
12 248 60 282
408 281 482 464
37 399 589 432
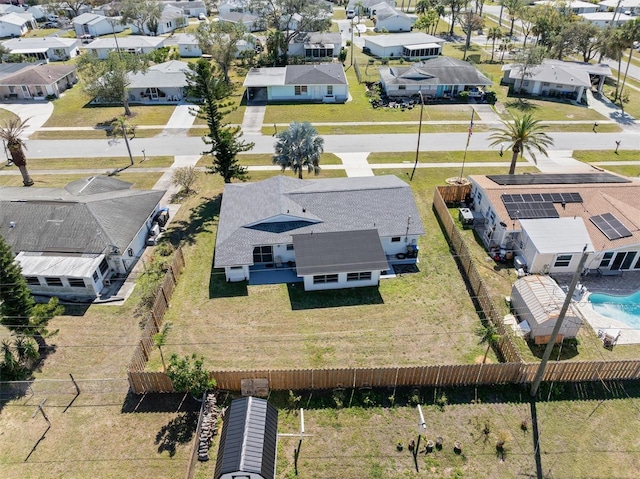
487 27 503 62
273 122 324 179
14 336 39 370
488 113 554 175
618 19 640 110
153 321 173 372
476 322 500 364
1 117 33 186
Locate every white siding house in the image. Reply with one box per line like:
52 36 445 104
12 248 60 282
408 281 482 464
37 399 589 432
0 12 34 38
73 13 126 38
363 32 444 59
373 4 414 32
578 11 634 28
83 36 166 59
4 37 81 62
130 5 188 35
174 33 202 57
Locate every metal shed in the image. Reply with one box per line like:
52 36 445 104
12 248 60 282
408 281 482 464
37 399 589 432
510 275 582 344
213 397 278 479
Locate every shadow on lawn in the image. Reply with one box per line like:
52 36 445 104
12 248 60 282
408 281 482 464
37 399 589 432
286 283 383 310
209 267 248 298
155 411 199 457
165 194 221 247
121 391 201 413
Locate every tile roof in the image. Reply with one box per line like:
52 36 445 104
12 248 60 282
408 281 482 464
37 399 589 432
470 174 640 252
215 175 425 267
0 176 164 255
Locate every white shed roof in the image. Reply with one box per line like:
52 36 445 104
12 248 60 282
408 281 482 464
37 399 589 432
511 275 580 327
520 217 594 254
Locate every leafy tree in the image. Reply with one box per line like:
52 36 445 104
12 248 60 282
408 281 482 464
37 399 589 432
517 6 535 48
273 122 324 179
457 11 483 55
442 0 467 36
153 321 173 371
488 113 554 175
77 51 149 117
195 20 252 84
531 4 567 48
513 45 546 94
248 0 331 64
560 21 600 62
28 297 63 349
185 59 253 183
502 0 524 37
0 233 34 331
0 117 34 186
166 353 216 399
414 10 439 35
598 27 628 102
120 0 164 35
618 18 640 108
265 29 287 66
414 0 431 15
487 27 503 62
39 0 91 18
476 322 500 364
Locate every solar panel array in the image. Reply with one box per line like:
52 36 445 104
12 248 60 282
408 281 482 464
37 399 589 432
503 202 559 219
501 192 583 204
487 173 631 185
590 213 633 240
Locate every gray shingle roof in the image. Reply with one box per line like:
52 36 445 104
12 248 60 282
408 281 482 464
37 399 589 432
0 176 164 255
284 64 347 85
127 60 189 89
214 175 425 267
380 56 492 87
214 397 278 479
294 229 389 275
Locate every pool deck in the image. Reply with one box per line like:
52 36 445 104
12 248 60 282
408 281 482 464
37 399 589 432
554 272 640 345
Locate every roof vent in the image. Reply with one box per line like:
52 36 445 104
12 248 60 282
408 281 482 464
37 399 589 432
10 221 16 228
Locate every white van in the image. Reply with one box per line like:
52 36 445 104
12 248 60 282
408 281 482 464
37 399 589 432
346 9 355 19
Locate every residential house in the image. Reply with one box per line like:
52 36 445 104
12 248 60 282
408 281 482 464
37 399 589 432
214 175 425 290
363 32 445 59
373 3 414 32
510 275 583 344
347 0 396 17
174 33 202 57
217 0 249 15
501 59 612 101
218 11 265 32
599 0 640 16
467 172 640 275
26 5 47 20
73 13 126 38
3 37 80 62
0 4 25 15
162 0 207 18
82 36 166 59
0 62 77 100
0 176 165 301
130 5 188 35
287 31 342 60
578 11 634 28
379 56 492 99
533 0 599 13
214 397 278 479
243 63 348 104
126 60 189 103
0 12 35 37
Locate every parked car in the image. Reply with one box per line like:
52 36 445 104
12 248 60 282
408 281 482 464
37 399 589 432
198 13 207 21
41 21 59 28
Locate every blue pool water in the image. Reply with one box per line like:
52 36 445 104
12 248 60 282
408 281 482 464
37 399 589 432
589 290 640 329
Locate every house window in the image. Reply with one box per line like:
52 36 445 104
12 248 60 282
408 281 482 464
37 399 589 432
489 211 496 224
230 266 243 270
313 274 338 284
327 85 333 95
253 245 273 263
99 259 109 275
554 254 572 267
634 255 640 269
476 191 483 203
347 272 372 281
25 276 40 285
45 277 63 287
523 80 529 86
399 85 406 90
68 278 86 288
93 271 99 282
294 85 307 95
286 244 294 251
391 237 401 242
542 82 549 87
599 252 614 268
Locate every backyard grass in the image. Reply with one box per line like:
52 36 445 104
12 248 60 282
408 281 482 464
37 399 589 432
0 108 20 124
44 85 176 128
151 167 499 372
29 128 166 140
0 156 173 170
367 151 525 164
264 123 490 135
0 172 162 189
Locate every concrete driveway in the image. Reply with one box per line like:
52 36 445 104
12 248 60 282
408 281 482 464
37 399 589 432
1 101 54 138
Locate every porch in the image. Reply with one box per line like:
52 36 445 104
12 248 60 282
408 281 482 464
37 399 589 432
248 262 302 285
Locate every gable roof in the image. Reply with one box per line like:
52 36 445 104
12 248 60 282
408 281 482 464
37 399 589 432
380 56 492 86
215 175 425 267
470 173 640 252
72 12 110 25
127 60 189 88
284 64 347 85
219 11 260 22
0 63 76 86
502 59 612 86
375 3 410 21
4 36 79 52
84 36 165 50
214 397 278 479
0 176 164 255
0 12 30 26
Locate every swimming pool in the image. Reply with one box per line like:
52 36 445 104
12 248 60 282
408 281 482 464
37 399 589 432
589 290 640 329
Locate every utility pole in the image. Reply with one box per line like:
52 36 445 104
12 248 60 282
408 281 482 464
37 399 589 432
530 245 590 397
410 90 425 181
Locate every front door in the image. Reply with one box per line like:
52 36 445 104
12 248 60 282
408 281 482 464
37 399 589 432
149 87 159 100
21 85 31 98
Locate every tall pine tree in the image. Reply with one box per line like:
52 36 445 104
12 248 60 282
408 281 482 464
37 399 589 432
0 233 34 331
185 59 254 183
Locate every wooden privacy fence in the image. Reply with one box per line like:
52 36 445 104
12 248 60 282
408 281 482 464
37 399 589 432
127 247 184 392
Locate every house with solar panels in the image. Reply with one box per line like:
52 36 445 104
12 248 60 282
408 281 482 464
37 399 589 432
214 175 425 290
467 173 640 275
214 396 278 479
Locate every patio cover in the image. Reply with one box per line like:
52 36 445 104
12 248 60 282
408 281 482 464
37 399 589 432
519 217 594 254
293 229 389 276
404 43 441 51
10 47 48 54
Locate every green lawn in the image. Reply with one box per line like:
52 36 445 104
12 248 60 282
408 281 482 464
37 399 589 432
44 84 176 127
30 128 166 140
0 108 20 124
266 123 489 135
367 151 525 164
0 172 162 189
0 156 173 170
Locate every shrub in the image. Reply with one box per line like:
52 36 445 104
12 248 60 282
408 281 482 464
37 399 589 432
166 353 216 399
485 91 497 104
458 91 470 102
